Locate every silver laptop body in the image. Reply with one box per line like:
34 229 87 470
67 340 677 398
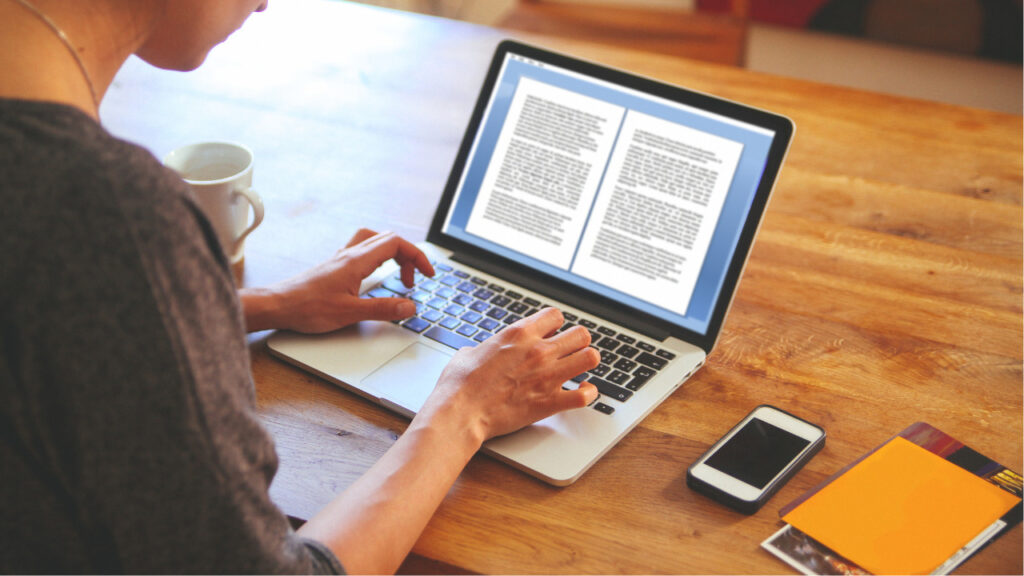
268 41 794 486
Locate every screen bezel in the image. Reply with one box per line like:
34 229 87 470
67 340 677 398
689 406 824 502
427 40 794 353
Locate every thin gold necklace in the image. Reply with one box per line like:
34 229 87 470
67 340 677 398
8 0 100 112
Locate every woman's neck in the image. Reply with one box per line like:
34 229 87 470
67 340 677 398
0 0 152 119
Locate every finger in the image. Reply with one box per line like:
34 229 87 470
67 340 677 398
345 228 378 249
352 231 432 282
545 325 593 357
515 306 564 337
551 382 599 412
350 297 417 322
397 248 435 285
359 233 435 286
549 345 600 384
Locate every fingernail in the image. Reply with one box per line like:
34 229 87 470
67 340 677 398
396 300 416 317
584 386 599 405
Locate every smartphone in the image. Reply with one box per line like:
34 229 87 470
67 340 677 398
686 405 825 515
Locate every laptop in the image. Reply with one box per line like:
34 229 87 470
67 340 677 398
268 40 794 486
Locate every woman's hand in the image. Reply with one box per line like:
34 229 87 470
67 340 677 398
418 307 601 445
240 228 433 333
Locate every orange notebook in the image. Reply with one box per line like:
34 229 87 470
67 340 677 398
782 436 1020 575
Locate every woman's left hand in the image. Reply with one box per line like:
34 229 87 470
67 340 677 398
240 228 434 333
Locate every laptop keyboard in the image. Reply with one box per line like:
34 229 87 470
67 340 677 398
364 262 677 416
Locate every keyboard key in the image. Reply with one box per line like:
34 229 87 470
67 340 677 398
614 358 637 373
470 276 486 285
593 402 615 415
597 337 620 352
425 326 476 350
469 300 490 313
635 366 655 379
435 287 455 299
597 326 616 337
473 288 494 300
439 274 461 287
607 370 630 385
456 281 477 293
591 364 610 377
490 295 511 308
486 307 508 320
488 283 505 293
382 277 414 295
473 331 492 343
460 311 483 324
505 290 523 300
426 297 447 310
439 316 461 330
589 377 633 402
508 302 529 314
523 297 541 307
503 314 522 325
456 324 478 337
420 309 443 323
571 373 588 383
562 312 578 322
435 262 452 272
616 334 636 344
443 304 465 316
411 291 432 303
599 350 618 365
365 287 393 299
617 345 639 359
478 318 501 332
401 317 430 333
453 294 473 306
636 341 655 352
579 319 597 329
453 270 470 278
657 349 677 360
419 279 440 291
626 373 652 391
636 352 667 370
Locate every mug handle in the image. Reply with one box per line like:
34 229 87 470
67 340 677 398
231 187 264 253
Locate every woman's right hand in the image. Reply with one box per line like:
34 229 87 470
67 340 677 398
417 307 601 446
298 307 600 575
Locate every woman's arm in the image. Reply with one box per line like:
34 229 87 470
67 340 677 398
297 309 599 574
239 227 599 573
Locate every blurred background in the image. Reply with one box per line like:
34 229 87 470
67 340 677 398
345 0 1022 114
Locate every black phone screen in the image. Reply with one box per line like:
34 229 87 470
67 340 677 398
704 418 810 489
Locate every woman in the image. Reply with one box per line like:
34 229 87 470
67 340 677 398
0 0 599 572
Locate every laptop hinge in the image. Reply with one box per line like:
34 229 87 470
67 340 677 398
451 251 671 342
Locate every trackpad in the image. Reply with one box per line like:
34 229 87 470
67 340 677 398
363 343 453 415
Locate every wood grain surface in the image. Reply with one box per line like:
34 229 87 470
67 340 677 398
100 1 1022 573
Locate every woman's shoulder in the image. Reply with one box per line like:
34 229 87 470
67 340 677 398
1 98 186 208
0 97 225 286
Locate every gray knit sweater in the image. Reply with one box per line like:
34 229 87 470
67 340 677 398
0 99 343 574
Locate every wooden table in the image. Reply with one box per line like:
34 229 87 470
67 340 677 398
101 1 1023 573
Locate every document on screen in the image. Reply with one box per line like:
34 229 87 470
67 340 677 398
572 111 743 315
464 77 625 268
464 75 743 315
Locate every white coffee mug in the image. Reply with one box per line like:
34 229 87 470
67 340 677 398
163 142 264 264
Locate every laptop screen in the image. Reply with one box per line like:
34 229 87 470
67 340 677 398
434 42 792 342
